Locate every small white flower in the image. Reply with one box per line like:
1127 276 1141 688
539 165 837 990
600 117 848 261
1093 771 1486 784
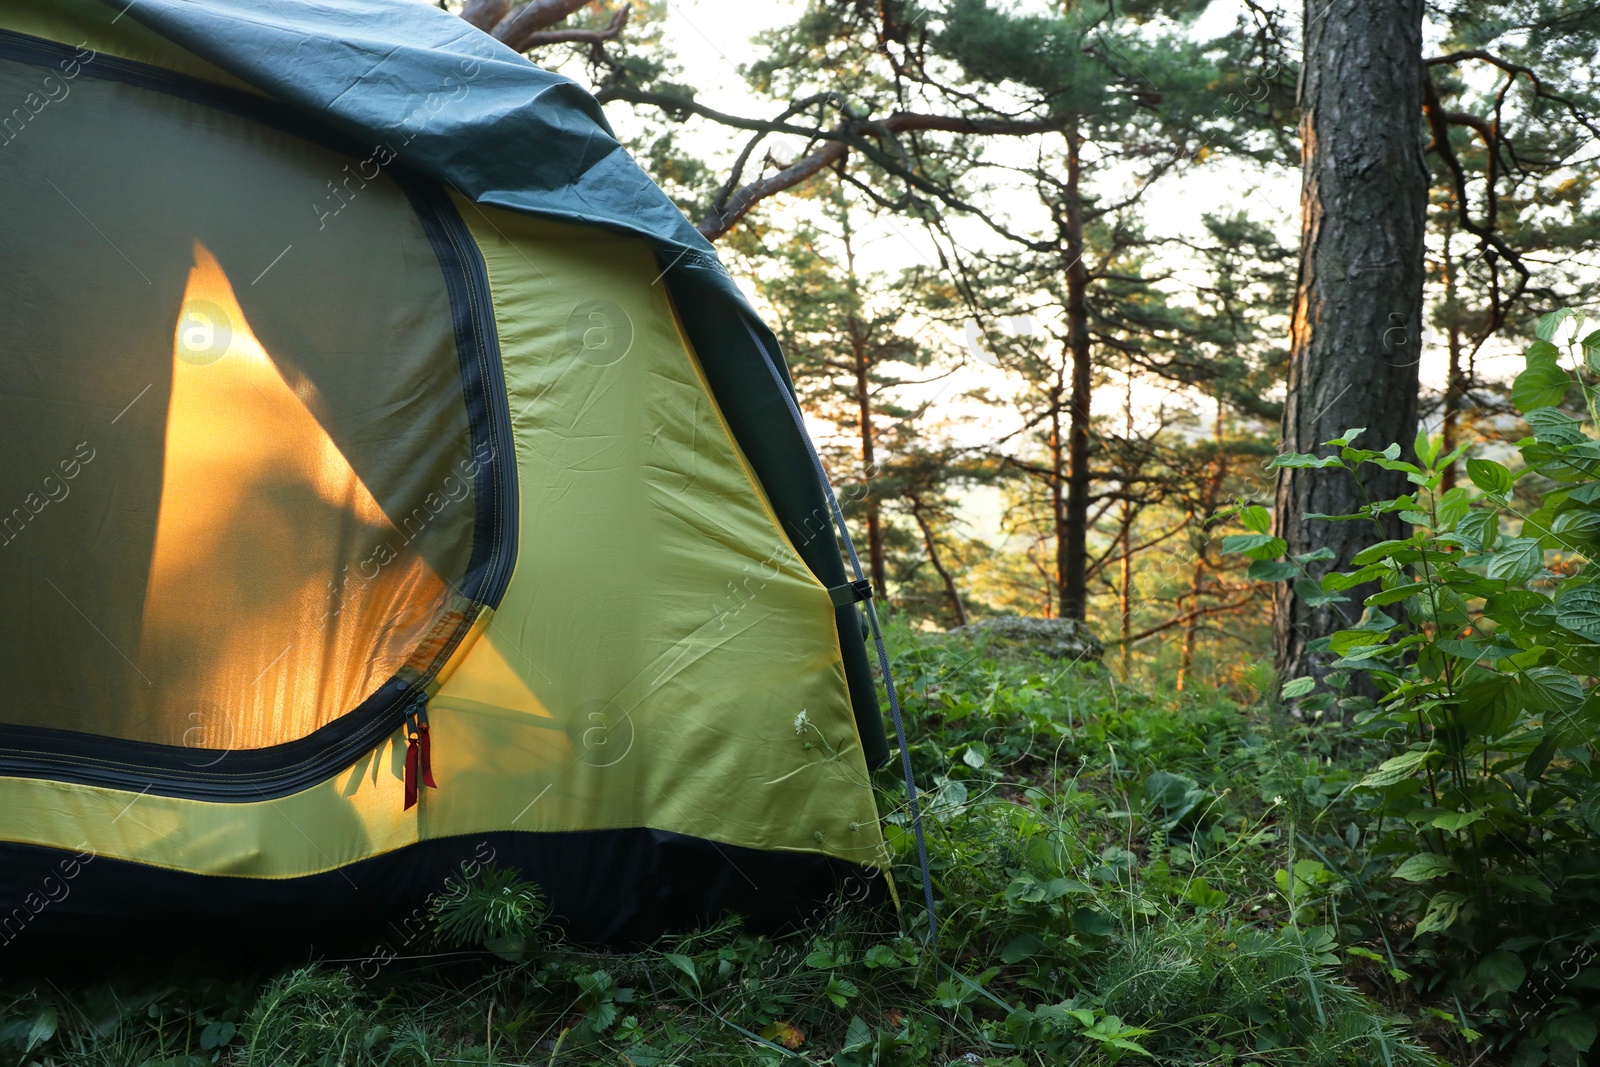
1272 795 1284 806
793 709 810 735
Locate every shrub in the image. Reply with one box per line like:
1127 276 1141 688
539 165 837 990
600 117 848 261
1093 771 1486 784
1231 309 1600 1065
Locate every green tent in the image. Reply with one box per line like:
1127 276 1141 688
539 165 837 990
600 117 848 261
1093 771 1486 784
0 0 925 948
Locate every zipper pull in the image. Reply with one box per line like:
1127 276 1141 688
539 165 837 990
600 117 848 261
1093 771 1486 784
416 700 437 791
402 694 435 811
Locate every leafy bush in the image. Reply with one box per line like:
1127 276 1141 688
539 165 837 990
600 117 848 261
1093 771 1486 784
1231 309 1600 1065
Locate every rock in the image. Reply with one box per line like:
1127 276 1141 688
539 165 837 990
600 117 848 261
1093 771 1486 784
948 615 1104 662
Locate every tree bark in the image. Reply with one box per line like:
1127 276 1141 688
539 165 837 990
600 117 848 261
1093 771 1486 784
910 499 967 627
1273 0 1429 685
840 219 887 601
1439 218 1465 494
1176 552 1204 691
1049 385 1069 620
1062 120 1093 621
853 321 887 600
1117 500 1133 680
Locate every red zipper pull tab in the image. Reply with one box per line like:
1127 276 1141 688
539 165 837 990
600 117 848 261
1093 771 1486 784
402 695 436 811
416 705 437 790
403 727 420 810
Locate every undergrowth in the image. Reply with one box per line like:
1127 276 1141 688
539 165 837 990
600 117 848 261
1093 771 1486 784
1 630 1451 1066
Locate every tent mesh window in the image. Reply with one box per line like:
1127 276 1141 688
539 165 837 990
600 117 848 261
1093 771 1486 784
0 48 508 760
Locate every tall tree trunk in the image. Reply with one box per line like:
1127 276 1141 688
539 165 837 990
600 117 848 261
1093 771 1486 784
1439 220 1465 494
853 322 887 599
909 498 967 627
840 217 887 601
1116 380 1133 679
1117 500 1133 680
1049 376 1069 620
1062 120 1093 621
1273 0 1429 686
1176 549 1204 692
1440 328 1465 494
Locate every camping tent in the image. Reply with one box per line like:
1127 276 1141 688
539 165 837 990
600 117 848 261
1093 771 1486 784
0 0 909 948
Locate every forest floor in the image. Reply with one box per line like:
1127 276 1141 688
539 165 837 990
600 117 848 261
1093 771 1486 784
0 627 1478 1066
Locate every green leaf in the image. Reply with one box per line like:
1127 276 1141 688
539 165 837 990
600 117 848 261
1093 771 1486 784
1414 891 1469 934
1519 666 1584 712
863 943 906 969
1329 629 1385 654
1000 933 1043 963
1487 537 1543 584
1183 877 1228 910
1554 509 1600 542
1549 1010 1598 1053
1522 731 1559 781
1352 539 1417 566
1372 457 1426 483
805 941 850 969
1281 676 1316 699
1324 427 1365 447
1582 328 1600 372
1527 339 1562 363
1367 582 1429 606
823 975 859 1007
1431 809 1484 831
1556 585 1600 637
1455 508 1499 550
1220 533 1287 560
1535 308 1575 342
200 1020 238 1050
1466 458 1514 495
1323 563 1392 593
1297 546 1338 564
1525 407 1587 445
1072 908 1113 937
1248 559 1299 581
1512 361 1570 412
663 952 700 991
1239 504 1272 533
1416 429 1442 467
1360 748 1432 789
23 1008 57 1054
1581 788 1600 835
1475 950 1526 995
1393 853 1458 882
1435 638 1515 661
1270 452 1345 470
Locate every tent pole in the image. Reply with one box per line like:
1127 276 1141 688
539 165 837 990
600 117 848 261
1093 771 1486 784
741 317 938 943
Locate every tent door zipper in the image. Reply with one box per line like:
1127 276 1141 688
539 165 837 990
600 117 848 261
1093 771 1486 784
403 694 437 810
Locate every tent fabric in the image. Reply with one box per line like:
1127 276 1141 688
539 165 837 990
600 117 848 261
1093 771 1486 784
0 45 496 749
0 0 890 945
78 0 890 766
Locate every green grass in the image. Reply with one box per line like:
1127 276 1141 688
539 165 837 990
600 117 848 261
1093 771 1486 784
0 626 1450 1066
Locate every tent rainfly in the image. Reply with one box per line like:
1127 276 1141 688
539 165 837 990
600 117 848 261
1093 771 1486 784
0 0 905 949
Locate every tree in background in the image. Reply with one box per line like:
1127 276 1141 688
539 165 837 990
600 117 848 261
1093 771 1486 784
1421 2 1600 490
738 182 958 604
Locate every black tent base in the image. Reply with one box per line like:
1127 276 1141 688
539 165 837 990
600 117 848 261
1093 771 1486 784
0 831 886 969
